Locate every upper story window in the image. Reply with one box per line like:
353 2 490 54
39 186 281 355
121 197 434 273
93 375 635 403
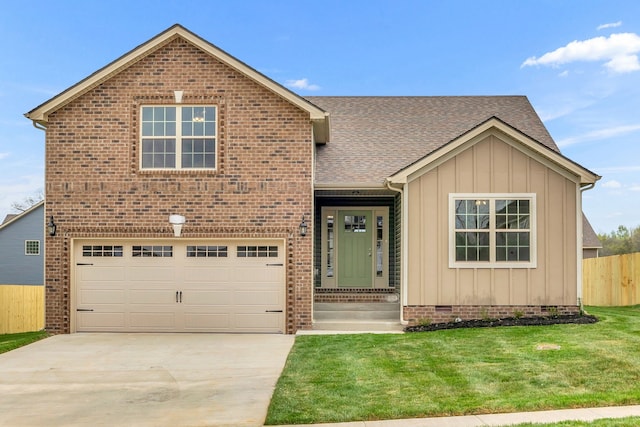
140 106 217 170
449 194 536 268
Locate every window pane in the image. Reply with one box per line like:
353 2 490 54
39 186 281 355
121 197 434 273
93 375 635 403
142 107 153 121
142 122 153 136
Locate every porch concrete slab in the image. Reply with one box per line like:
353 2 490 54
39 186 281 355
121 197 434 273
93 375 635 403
0 333 294 427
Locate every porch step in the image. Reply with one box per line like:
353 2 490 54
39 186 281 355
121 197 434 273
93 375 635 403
312 303 404 332
314 303 400 321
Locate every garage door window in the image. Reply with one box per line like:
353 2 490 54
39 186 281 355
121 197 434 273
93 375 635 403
237 246 278 258
186 245 228 257
132 245 173 257
82 245 124 257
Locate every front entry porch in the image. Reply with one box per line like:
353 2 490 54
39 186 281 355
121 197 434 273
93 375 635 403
312 191 403 331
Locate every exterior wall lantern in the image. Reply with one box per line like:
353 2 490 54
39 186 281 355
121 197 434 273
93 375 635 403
47 216 57 237
169 215 186 237
299 215 308 237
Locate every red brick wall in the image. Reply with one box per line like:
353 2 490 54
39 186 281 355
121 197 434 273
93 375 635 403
43 36 313 334
404 305 580 326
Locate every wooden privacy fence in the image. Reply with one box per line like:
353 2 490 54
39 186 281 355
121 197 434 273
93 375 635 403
583 252 640 306
0 285 44 334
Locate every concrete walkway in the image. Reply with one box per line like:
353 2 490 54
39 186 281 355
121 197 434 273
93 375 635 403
276 405 640 426
0 333 294 427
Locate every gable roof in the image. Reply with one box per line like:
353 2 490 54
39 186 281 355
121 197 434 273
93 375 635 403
307 96 599 186
0 201 44 231
582 213 603 249
25 24 330 142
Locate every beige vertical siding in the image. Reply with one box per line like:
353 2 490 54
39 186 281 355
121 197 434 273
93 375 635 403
406 132 579 306
0 285 45 334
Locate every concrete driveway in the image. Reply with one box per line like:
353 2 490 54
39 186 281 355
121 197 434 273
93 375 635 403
0 333 294 427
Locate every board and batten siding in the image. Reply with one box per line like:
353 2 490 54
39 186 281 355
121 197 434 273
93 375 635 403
406 132 579 307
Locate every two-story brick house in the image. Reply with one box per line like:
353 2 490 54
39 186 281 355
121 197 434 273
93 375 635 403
27 25 599 334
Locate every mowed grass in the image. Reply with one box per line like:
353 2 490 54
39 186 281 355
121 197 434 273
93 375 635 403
0 330 48 354
507 418 640 427
266 306 640 425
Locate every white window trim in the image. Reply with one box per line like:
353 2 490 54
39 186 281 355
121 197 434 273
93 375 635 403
448 193 537 269
139 105 218 171
25 240 40 256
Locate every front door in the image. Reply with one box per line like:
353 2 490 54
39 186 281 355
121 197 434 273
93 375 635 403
337 210 373 287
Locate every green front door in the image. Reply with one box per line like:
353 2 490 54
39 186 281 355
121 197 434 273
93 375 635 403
337 210 373 287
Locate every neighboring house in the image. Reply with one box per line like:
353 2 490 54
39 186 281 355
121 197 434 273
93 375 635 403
0 201 45 333
0 201 44 285
25 25 600 334
582 214 602 259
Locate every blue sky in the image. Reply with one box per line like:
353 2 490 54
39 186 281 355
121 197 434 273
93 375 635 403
1 0 639 233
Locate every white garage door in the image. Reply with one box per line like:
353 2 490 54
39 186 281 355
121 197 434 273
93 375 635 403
74 240 285 333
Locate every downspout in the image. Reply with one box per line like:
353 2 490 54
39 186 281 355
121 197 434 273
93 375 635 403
577 182 596 311
385 179 408 325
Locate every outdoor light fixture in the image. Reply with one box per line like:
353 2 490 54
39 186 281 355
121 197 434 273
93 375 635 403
169 214 186 237
299 215 308 237
47 216 57 237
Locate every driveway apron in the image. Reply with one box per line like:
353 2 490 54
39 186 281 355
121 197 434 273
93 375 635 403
0 333 294 426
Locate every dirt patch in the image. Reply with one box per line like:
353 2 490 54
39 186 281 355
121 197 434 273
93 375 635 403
404 314 598 332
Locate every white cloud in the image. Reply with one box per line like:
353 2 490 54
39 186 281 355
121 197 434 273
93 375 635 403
521 32 640 74
630 185 640 192
556 124 640 147
558 70 570 77
598 21 622 31
284 78 320 91
601 180 622 188
0 152 9 160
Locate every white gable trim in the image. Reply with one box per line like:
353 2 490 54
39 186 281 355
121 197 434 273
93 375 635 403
386 118 600 186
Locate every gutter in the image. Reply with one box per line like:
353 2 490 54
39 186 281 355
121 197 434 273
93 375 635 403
385 179 408 326
577 181 597 308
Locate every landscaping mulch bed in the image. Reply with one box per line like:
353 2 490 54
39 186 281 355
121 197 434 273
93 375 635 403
405 314 598 332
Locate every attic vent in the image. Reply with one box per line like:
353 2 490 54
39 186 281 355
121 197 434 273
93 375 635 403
435 305 453 313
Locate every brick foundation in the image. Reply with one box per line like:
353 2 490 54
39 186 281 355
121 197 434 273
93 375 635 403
404 305 580 326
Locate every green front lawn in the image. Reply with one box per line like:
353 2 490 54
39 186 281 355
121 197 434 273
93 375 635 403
0 331 48 354
508 418 640 427
266 306 640 425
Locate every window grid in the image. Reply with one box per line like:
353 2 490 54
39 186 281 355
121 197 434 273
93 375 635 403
237 246 278 258
452 195 534 266
82 245 124 257
140 105 217 170
132 245 173 257
25 240 40 256
186 245 228 258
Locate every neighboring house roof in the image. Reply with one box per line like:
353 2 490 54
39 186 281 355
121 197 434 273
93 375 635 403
25 24 330 143
307 96 599 186
0 201 44 231
2 214 17 225
583 213 603 249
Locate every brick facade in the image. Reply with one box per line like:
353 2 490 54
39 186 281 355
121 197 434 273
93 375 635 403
43 36 314 334
404 304 581 326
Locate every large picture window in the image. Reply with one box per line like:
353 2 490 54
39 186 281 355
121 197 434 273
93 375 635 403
449 194 536 268
140 106 217 170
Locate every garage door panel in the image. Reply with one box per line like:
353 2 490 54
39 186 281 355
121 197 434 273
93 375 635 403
79 289 125 304
129 289 177 304
77 312 125 329
128 267 176 282
184 314 230 330
234 314 282 331
182 290 233 305
233 290 282 306
232 267 282 283
183 267 231 283
130 312 177 329
78 267 126 281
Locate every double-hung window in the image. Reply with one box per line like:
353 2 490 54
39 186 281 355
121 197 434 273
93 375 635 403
140 106 217 170
449 194 536 268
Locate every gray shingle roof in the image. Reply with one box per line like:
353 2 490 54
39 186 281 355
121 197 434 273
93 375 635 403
582 213 602 248
306 96 558 185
